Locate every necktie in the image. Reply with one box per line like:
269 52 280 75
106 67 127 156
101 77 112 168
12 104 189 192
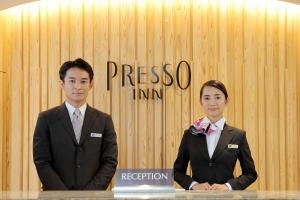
72 108 83 143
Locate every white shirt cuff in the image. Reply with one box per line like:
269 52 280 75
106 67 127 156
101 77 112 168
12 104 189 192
225 183 232 191
189 181 199 190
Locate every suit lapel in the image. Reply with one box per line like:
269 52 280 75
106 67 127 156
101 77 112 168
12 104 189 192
211 124 234 160
79 105 97 145
58 103 78 144
197 133 211 161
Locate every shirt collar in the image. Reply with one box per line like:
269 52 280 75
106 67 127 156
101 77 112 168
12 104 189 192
65 101 87 118
203 116 225 130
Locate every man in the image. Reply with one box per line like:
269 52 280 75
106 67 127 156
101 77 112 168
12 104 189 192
33 58 118 190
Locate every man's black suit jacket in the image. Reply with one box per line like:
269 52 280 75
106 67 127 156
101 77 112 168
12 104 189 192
33 103 118 190
173 124 257 190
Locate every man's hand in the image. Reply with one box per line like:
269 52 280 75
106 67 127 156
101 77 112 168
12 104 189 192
210 184 229 191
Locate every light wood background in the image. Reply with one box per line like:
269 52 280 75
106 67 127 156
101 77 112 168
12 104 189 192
0 0 300 191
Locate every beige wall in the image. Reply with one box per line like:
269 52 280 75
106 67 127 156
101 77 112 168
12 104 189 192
0 12 9 191
0 0 300 191
0 12 3 192
0 0 38 11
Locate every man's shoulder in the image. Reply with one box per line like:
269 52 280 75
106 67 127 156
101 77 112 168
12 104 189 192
38 105 62 118
88 106 111 119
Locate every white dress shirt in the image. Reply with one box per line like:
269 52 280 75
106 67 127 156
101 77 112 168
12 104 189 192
189 116 232 190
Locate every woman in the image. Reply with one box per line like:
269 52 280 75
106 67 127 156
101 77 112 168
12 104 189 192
173 80 257 190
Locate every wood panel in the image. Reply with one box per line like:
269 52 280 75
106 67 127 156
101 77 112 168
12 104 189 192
0 10 12 191
0 12 4 191
256 1 267 190
28 3 40 191
0 0 300 191
298 8 300 190
9 7 22 190
243 2 258 190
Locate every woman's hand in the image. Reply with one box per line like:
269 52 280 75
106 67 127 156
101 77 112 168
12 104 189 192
192 183 230 191
191 182 211 190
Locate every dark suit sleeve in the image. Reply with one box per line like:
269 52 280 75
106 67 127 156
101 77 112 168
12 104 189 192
33 112 67 190
227 132 257 190
85 115 118 190
173 130 193 190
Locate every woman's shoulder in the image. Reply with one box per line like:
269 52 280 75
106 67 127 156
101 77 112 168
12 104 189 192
183 126 194 134
181 126 198 137
224 124 246 136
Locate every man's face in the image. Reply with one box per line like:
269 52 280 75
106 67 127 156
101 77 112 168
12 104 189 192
60 67 93 107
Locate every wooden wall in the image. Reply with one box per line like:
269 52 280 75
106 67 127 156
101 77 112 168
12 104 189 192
0 11 4 192
0 0 300 191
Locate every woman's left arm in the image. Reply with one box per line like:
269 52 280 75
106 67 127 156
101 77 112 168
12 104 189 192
227 132 258 190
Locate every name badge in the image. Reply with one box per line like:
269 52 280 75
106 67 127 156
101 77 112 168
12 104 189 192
228 144 238 149
90 133 102 138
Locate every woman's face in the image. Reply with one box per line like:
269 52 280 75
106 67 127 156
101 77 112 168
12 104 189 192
201 86 228 122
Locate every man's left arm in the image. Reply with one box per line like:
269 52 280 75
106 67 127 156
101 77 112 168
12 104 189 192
85 115 118 190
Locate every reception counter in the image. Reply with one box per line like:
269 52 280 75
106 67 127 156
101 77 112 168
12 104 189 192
0 190 299 200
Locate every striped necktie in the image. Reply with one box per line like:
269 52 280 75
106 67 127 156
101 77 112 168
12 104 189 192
72 108 83 143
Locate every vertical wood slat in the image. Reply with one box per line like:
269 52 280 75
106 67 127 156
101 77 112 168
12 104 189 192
111 0 122 168
153 0 163 168
278 6 286 191
232 0 244 139
297 10 300 189
178 0 192 176
0 12 4 191
173 0 182 175
286 9 298 190
47 0 61 108
119 0 136 168
83 0 94 106
60 0 70 104
256 1 266 190
28 3 40 191
69 0 83 60
94 0 109 113
192 0 203 121
40 0 48 112
22 5 29 191
1 10 13 191
243 3 258 190
232 0 244 179
9 8 22 191
164 0 175 169
218 0 228 89
272 7 281 191
0 0 300 191
207 0 218 79
146 0 154 168
136 0 147 168
225 0 235 131
179 0 191 161
265 4 276 190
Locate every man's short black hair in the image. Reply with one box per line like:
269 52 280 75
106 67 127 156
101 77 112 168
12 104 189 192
59 58 94 82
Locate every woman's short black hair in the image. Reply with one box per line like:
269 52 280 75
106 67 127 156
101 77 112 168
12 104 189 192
200 80 228 100
59 58 94 82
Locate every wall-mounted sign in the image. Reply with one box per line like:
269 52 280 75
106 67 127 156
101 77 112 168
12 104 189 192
107 61 191 100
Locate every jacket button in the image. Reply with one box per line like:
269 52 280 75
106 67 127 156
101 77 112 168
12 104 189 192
209 162 213 167
77 164 81 168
